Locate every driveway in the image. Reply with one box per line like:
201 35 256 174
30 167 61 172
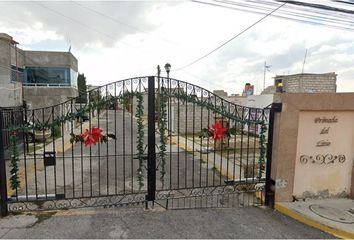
11 109 223 201
0 207 333 239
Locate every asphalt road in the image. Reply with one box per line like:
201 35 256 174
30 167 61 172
0 207 334 239
12 109 223 201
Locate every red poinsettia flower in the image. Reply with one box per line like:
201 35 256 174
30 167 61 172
209 121 227 140
80 127 103 146
91 127 103 142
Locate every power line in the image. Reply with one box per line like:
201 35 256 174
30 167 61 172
203 0 354 31
173 0 353 88
222 0 354 25
223 0 354 19
333 0 354 6
172 2 286 71
276 0 354 15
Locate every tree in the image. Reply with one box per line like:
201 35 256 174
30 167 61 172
77 73 87 104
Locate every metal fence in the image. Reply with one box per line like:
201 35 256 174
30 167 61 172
0 106 24 150
0 76 276 215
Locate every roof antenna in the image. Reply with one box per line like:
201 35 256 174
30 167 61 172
66 35 71 52
299 49 308 92
301 49 308 74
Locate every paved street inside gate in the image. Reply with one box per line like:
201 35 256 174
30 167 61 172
0 207 333 239
11 109 231 201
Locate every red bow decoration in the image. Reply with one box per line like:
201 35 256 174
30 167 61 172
80 127 103 146
209 121 227 140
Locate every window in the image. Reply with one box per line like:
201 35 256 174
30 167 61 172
24 67 71 86
11 65 24 82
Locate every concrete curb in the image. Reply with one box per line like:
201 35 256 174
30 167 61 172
274 202 354 239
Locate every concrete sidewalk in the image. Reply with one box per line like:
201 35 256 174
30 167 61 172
275 198 354 239
0 206 333 239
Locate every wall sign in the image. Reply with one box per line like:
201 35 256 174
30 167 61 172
320 127 330 134
294 111 353 198
300 116 345 165
314 116 338 123
300 154 346 165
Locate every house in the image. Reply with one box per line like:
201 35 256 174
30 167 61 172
262 72 337 94
0 33 79 109
0 33 23 108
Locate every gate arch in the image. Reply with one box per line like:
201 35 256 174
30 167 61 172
0 76 272 214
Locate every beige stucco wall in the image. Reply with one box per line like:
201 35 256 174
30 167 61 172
10 45 25 68
24 86 78 109
0 34 23 107
351 164 354 199
272 93 354 202
24 51 78 71
293 111 353 198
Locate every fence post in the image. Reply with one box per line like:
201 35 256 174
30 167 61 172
0 110 9 216
265 102 282 207
146 76 156 203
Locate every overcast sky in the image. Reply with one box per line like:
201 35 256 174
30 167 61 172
0 0 353 94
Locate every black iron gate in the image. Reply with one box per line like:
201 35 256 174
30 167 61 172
0 76 275 215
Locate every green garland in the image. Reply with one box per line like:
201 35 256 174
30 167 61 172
258 124 267 178
118 91 146 189
134 93 145 189
9 133 20 190
158 87 168 187
163 91 263 125
9 96 123 133
7 85 267 191
163 90 268 178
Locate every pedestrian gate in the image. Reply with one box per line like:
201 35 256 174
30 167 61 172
0 76 276 215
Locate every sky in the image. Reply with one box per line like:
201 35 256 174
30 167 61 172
0 0 353 95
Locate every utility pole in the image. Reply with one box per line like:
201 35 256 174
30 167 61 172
263 61 271 91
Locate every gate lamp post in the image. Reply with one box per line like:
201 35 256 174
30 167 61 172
164 63 171 136
157 65 161 128
164 63 171 79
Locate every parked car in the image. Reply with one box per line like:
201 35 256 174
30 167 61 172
24 122 52 143
81 114 89 122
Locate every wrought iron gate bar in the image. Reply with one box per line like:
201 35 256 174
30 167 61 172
146 76 156 201
0 110 8 216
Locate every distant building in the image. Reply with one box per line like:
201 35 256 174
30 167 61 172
213 90 228 97
0 33 23 107
0 33 78 109
87 85 100 92
242 83 254 96
261 85 276 95
262 72 337 94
